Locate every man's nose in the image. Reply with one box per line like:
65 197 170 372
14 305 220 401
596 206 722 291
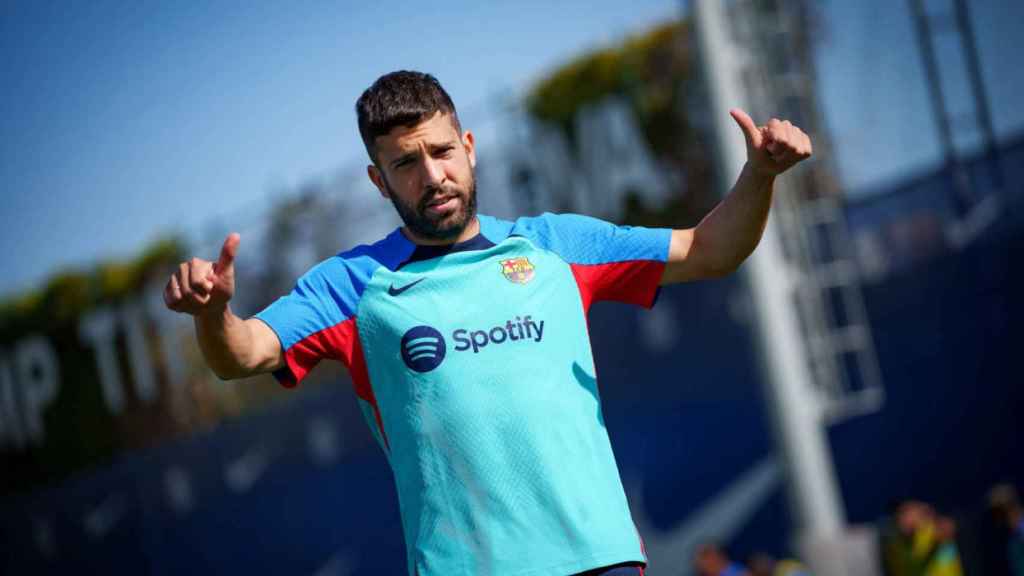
419 157 445 187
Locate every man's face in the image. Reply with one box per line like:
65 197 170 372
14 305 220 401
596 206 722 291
368 111 477 243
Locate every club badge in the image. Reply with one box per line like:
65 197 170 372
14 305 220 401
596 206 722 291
500 257 535 284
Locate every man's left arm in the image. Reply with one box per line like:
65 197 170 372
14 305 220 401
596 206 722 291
660 108 813 285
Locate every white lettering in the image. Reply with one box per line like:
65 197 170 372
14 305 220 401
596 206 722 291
145 277 187 392
0 354 26 449
79 307 124 413
122 300 158 404
15 336 59 444
575 96 671 216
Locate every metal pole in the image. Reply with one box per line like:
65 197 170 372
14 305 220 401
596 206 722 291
953 0 1004 190
907 0 975 215
692 0 846 542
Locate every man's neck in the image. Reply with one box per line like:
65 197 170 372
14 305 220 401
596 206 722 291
402 216 480 246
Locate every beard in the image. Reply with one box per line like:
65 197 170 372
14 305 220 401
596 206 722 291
386 172 478 242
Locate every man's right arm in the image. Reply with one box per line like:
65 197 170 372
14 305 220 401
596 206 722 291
164 233 284 380
193 306 283 380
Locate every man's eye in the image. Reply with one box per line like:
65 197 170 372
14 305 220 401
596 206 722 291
435 147 454 157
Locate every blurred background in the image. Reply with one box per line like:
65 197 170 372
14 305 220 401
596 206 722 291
2 1 1022 574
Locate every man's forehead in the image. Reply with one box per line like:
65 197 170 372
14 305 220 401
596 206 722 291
375 112 460 154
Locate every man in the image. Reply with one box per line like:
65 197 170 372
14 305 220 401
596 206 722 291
164 70 811 575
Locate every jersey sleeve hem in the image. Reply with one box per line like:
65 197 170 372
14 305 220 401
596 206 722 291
249 316 299 388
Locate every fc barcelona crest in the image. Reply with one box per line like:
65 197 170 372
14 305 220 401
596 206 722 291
500 257 535 284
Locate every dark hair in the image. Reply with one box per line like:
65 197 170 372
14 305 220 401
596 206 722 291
356 70 460 164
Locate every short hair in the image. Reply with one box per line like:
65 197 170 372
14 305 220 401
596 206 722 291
356 70 460 164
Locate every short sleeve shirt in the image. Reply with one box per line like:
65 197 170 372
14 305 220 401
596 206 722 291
256 213 671 576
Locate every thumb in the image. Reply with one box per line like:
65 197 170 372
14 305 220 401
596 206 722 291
730 108 761 147
215 233 240 275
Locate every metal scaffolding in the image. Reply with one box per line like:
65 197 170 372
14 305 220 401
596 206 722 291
908 0 1005 247
693 0 884 572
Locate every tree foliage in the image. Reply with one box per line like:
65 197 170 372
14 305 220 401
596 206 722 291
525 19 719 228
0 237 185 341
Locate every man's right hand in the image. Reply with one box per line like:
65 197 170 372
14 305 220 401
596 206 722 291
164 233 240 316
162 232 283 379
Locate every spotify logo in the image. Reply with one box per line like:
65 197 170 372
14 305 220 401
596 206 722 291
400 326 446 372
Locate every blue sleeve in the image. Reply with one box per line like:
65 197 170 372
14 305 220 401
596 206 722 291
511 212 670 265
253 231 414 386
254 256 367 386
255 257 366 348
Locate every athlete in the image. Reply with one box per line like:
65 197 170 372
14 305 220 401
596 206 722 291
163 71 811 575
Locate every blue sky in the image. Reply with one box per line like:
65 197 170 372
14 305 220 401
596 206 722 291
1 0 1021 298
816 0 1024 194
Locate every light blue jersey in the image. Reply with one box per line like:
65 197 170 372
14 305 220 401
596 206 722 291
256 213 671 575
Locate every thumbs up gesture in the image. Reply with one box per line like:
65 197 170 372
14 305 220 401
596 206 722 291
164 233 240 316
730 108 813 177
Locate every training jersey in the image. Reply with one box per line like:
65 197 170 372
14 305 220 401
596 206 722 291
256 213 671 576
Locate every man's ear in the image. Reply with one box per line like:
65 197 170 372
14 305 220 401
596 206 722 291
462 130 476 169
367 164 389 199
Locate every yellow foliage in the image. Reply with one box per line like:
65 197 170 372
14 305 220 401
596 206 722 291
526 20 689 139
0 236 185 333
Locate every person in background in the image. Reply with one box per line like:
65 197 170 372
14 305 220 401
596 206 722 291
881 500 963 576
924 515 963 576
882 500 931 576
989 484 1024 576
773 559 811 576
746 553 775 576
745 553 810 576
694 543 749 576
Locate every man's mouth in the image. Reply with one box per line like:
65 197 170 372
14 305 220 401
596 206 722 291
424 195 459 214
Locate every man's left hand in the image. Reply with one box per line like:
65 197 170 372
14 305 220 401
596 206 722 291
730 108 813 177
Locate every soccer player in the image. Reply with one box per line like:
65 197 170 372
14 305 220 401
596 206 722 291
163 71 812 576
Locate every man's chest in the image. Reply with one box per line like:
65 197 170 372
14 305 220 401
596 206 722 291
348 239 601 460
352 239 586 378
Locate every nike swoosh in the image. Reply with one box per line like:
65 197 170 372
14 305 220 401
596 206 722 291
388 278 424 296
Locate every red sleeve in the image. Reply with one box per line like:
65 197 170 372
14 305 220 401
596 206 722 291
570 260 667 312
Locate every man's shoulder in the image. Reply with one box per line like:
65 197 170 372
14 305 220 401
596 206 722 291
509 212 606 232
297 228 414 291
508 212 671 265
336 227 414 267
476 213 515 244
506 212 614 248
